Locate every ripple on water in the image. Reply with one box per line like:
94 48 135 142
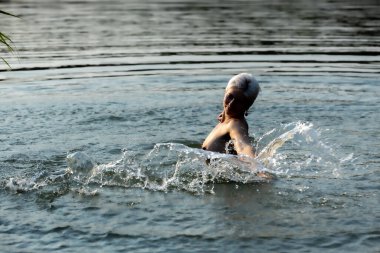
0 0 379 252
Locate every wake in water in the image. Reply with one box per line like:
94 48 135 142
4 121 353 195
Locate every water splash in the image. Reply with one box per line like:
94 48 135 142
256 121 353 178
257 122 314 161
3 121 353 195
85 143 268 195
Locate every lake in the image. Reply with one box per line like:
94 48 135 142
0 0 379 252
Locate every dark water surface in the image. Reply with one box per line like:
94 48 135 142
1 0 379 252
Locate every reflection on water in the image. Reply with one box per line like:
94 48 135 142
0 0 379 252
1 0 379 75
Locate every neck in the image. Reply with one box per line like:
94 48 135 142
218 110 245 123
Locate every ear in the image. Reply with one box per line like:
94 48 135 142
218 110 225 122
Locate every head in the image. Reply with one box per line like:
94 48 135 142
223 73 260 117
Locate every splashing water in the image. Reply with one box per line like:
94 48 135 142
85 143 267 195
256 121 353 178
4 121 353 195
257 122 314 161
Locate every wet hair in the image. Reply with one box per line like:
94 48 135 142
225 73 260 108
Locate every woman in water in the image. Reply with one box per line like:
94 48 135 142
202 73 260 158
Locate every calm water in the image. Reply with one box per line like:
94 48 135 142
1 0 379 252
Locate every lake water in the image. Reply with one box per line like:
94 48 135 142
0 0 379 252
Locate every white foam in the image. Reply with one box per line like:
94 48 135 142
4 121 351 195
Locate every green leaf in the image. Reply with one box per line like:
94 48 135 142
0 9 19 18
0 56 12 69
0 32 12 42
0 32 14 52
1 9 18 69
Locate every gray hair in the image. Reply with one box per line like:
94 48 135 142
225 73 260 107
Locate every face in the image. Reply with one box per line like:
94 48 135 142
223 87 248 117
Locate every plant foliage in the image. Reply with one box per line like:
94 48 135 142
0 9 18 68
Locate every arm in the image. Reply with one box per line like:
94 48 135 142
229 120 256 158
229 120 274 179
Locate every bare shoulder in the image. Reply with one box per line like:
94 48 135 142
228 118 255 157
227 118 249 132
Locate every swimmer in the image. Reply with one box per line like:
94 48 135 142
202 73 272 179
202 73 260 158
